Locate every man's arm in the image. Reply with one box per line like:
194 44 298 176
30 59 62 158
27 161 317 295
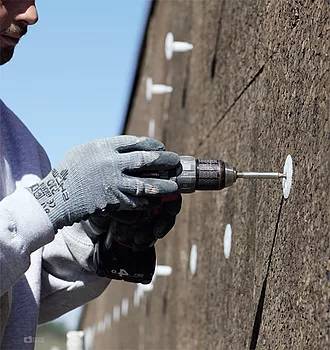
39 222 110 324
0 188 54 297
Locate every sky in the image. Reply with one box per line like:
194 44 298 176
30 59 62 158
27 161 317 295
0 0 151 165
0 0 151 329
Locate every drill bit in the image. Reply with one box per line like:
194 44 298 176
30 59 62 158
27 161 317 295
236 171 286 179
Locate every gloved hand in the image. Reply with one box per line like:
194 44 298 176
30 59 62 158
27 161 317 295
87 195 182 283
28 136 180 232
106 194 182 250
93 239 157 284
88 194 181 249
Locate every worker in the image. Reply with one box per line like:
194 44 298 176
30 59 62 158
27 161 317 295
0 1 182 349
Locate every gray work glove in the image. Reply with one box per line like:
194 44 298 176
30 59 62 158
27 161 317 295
28 136 180 232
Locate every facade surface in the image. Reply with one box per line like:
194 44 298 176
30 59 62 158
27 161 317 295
80 1 329 349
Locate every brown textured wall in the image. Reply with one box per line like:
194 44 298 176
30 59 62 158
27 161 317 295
80 1 329 349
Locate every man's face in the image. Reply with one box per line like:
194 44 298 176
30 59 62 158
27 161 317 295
0 0 38 65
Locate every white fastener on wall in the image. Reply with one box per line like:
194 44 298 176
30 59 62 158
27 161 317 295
121 298 129 316
83 327 95 350
282 155 293 199
165 32 193 60
133 264 173 307
148 119 156 138
104 313 112 329
189 244 198 275
66 331 84 350
138 282 154 292
146 77 173 102
113 305 121 322
149 264 173 288
133 284 152 308
97 319 106 334
141 264 172 290
155 265 172 277
133 287 142 307
224 224 232 259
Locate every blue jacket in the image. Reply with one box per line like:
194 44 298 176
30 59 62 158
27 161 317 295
0 99 109 349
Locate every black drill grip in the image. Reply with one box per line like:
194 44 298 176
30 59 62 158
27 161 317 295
93 238 156 284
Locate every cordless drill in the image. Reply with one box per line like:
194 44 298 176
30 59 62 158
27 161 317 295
94 156 285 283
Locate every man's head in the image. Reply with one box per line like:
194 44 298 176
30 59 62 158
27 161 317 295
0 0 38 65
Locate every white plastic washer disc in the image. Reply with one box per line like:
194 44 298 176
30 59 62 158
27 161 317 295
282 155 293 199
189 244 197 275
224 224 232 259
165 32 174 60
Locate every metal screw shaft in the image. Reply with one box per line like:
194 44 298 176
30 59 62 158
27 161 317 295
236 172 286 179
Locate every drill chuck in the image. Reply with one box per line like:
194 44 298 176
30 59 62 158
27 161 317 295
172 156 237 193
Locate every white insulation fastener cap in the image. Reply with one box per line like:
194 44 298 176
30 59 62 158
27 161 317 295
155 265 172 276
145 77 173 101
66 331 84 350
282 155 293 199
113 305 121 322
121 298 129 316
165 32 193 60
148 119 155 138
189 244 197 275
224 224 232 259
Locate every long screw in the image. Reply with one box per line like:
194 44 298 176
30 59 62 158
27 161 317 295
236 172 286 179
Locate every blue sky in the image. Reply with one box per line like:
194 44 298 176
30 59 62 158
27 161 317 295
1 0 150 329
0 0 151 165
